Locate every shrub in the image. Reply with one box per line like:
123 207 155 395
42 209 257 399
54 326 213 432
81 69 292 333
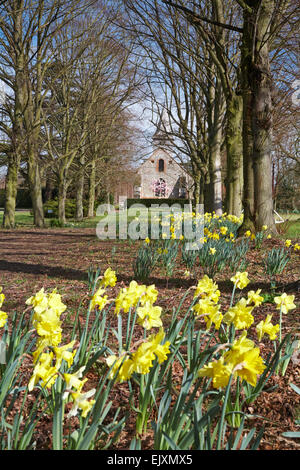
43 199 88 219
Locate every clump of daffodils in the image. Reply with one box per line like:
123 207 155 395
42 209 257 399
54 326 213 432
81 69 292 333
26 288 96 419
193 275 222 330
26 288 67 363
191 272 294 389
114 280 159 321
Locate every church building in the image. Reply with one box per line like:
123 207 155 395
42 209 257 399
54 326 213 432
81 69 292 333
137 112 192 200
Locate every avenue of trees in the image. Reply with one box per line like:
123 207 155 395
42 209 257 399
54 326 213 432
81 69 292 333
0 0 143 227
0 0 299 231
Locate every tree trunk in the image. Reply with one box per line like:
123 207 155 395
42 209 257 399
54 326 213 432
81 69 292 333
88 160 96 218
192 170 201 208
76 154 85 220
28 148 45 228
249 0 277 233
209 123 223 215
4 10 25 229
3 157 19 228
239 15 256 234
224 93 243 217
241 85 255 233
58 170 67 225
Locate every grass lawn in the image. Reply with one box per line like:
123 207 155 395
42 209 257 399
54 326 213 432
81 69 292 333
1 209 299 238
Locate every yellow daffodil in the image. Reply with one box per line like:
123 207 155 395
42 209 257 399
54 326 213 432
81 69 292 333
233 348 266 387
132 329 170 375
204 309 223 330
136 302 163 330
141 284 158 305
100 267 117 288
198 357 233 389
220 226 228 235
224 331 254 359
209 247 216 255
223 298 254 330
63 366 87 397
230 272 250 289
68 388 96 419
230 271 250 289
246 289 264 307
106 353 135 382
53 340 77 369
224 331 266 386
91 287 108 311
114 281 147 314
256 315 280 341
193 298 220 317
0 310 7 328
194 275 220 302
285 239 292 248
28 352 58 391
274 293 296 314
47 289 67 317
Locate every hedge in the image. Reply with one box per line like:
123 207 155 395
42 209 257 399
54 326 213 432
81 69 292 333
126 198 192 209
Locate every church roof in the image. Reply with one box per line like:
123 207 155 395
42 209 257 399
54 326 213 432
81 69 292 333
152 109 173 147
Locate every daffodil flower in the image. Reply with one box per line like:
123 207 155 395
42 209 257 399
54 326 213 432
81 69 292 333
274 293 296 314
230 272 250 290
256 315 280 341
0 310 7 328
68 388 96 419
100 267 117 288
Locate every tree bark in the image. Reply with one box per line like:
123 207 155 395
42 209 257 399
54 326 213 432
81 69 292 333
2 3 25 228
209 118 223 215
248 0 277 233
239 12 255 234
3 157 19 228
27 140 45 228
88 159 96 218
224 93 243 216
58 170 67 225
76 153 85 220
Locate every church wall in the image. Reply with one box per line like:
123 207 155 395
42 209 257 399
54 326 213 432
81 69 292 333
139 148 190 199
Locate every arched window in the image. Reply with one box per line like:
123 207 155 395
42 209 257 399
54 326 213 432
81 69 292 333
158 159 165 172
152 178 167 197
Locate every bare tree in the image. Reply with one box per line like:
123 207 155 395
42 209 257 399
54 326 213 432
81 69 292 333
42 8 142 223
0 0 97 227
163 0 299 232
